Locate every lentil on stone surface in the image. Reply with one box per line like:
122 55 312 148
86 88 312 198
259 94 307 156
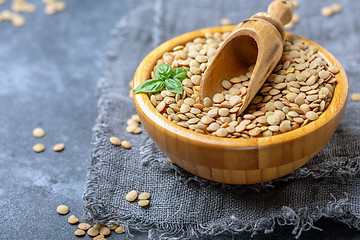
53 143 65 152
146 33 337 139
351 93 360 102
78 223 91 231
67 215 79 224
33 127 45 138
56 204 69 215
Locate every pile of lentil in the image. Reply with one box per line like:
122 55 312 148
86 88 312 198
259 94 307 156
147 32 339 139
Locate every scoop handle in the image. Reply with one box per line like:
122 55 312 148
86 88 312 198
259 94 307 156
267 0 294 26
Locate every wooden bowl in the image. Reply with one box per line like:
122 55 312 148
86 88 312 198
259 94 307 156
133 26 349 185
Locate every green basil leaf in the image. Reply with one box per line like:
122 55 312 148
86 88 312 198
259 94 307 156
172 67 188 76
133 78 164 93
172 68 189 81
165 78 183 94
155 64 172 79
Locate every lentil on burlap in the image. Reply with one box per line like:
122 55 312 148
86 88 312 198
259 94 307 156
146 33 338 139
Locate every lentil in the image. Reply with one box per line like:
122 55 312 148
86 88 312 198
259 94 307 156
220 18 232 26
138 192 150 200
331 3 342 13
306 111 319 121
138 199 150 207
321 6 334 17
56 205 69 215
149 33 337 139
94 224 104 230
115 226 125 234
74 229 86 237
93 235 106 240
33 143 45 152
351 93 360 101
53 143 65 152
78 223 91 231
109 136 121 146
87 227 100 237
121 140 131 149
100 227 111 236
33 127 45 138
68 215 79 224
125 190 137 202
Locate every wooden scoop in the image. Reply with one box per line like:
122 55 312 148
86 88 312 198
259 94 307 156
200 0 294 115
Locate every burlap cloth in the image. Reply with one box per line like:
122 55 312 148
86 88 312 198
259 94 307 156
83 0 360 239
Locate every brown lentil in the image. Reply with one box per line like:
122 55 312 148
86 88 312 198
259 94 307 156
53 143 65 152
93 235 106 240
115 226 125 234
100 227 111 236
148 34 337 139
87 227 100 237
33 143 45 153
121 140 131 149
33 127 45 138
138 192 150 200
106 224 118 230
109 136 121 146
220 18 232 26
138 199 150 207
351 93 360 102
125 190 137 202
321 6 334 17
67 215 79 224
56 205 69 215
74 229 86 237
78 223 91 231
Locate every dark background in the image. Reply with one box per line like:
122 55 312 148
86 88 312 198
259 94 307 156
0 0 360 239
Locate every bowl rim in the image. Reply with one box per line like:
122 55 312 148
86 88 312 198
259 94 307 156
133 26 349 148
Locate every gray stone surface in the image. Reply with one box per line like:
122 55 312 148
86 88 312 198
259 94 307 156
0 0 360 239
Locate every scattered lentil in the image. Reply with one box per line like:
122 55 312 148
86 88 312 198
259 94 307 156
138 199 150 207
115 226 125 234
67 215 79 224
121 140 131 149
125 190 138 202
78 223 91 231
220 18 232 26
93 235 106 240
53 143 65 152
331 3 342 13
87 227 100 237
109 136 121 146
74 229 86 237
94 224 104 230
106 224 118 230
138 192 150 200
321 6 335 17
33 127 45 138
12 0 36 13
33 143 45 153
351 93 360 101
56 205 69 215
100 227 111 236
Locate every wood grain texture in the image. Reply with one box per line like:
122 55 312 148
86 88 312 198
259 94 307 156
133 26 348 185
200 0 294 115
